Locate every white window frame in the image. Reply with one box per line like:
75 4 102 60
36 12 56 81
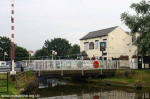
84 42 89 51
95 40 99 49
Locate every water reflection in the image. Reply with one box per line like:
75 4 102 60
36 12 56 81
39 79 67 88
39 90 150 99
38 78 150 99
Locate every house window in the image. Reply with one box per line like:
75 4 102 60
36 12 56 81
84 42 89 51
100 42 106 51
89 42 94 50
95 40 99 49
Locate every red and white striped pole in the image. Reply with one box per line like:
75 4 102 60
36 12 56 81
10 0 16 75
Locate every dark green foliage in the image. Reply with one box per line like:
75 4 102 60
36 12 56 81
0 36 29 61
80 51 89 59
34 48 48 59
34 38 80 59
23 80 38 95
121 0 150 56
15 71 38 94
69 44 80 59
69 44 80 55
44 38 71 56
0 36 11 61
15 46 29 61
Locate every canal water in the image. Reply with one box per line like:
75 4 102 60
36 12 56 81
38 83 150 99
38 89 150 99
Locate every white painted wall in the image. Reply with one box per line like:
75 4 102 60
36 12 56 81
80 36 108 58
80 26 137 60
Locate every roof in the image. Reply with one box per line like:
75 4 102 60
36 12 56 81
80 26 118 40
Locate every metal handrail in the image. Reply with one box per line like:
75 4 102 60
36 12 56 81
22 60 130 71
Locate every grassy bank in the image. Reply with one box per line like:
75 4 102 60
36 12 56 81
0 71 37 97
0 74 20 95
89 70 150 88
38 70 150 97
1 70 150 98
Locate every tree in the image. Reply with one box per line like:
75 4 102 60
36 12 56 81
80 51 89 59
69 44 80 59
0 36 30 61
0 36 11 61
121 0 150 56
15 46 29 61
34 48 48 59
43 38 71 57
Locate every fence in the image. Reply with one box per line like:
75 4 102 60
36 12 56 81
0 66 11 72
22 60 138 71
0 72 8 93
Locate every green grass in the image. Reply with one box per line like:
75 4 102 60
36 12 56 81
15 71 37 90
103 77 135 83
0 74 7 79
101 70 150 87
0 73 8 94
0 80 7 93
134 70 150 82
7 81 20 95
1 70 150 97
0 73 20 95
0 72 36 98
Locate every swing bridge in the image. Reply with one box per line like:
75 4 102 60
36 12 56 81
22 60 138 77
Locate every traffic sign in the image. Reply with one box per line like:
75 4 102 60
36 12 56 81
93 61 99 68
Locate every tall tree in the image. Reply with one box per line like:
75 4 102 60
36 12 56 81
68 44 80 59
0 36 11 61
34 48 48 59
15 46 29 61
43 38 71 56
0 36 30 61
69 44 80 55
121 0 150 56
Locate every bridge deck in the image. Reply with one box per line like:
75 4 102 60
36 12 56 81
35 69 117 78
21 60 137 77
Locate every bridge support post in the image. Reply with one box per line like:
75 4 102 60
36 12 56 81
82 69 84 76
117 60 119 69
61 61 63 76
38 71 40 77
61 70 63 76
101 69 103 75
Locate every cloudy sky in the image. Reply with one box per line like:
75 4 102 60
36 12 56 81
0 0 144 51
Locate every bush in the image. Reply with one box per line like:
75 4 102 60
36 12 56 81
124 70 135 78
115 70 134 78
134 70 150 85
15 71 38 94
132 55 137 58
23 80 38 94
119 55 129 60
115 70 126 78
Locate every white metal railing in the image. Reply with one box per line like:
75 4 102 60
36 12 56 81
22 60 125 71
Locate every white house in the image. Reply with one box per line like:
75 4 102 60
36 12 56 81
80 26 138 60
